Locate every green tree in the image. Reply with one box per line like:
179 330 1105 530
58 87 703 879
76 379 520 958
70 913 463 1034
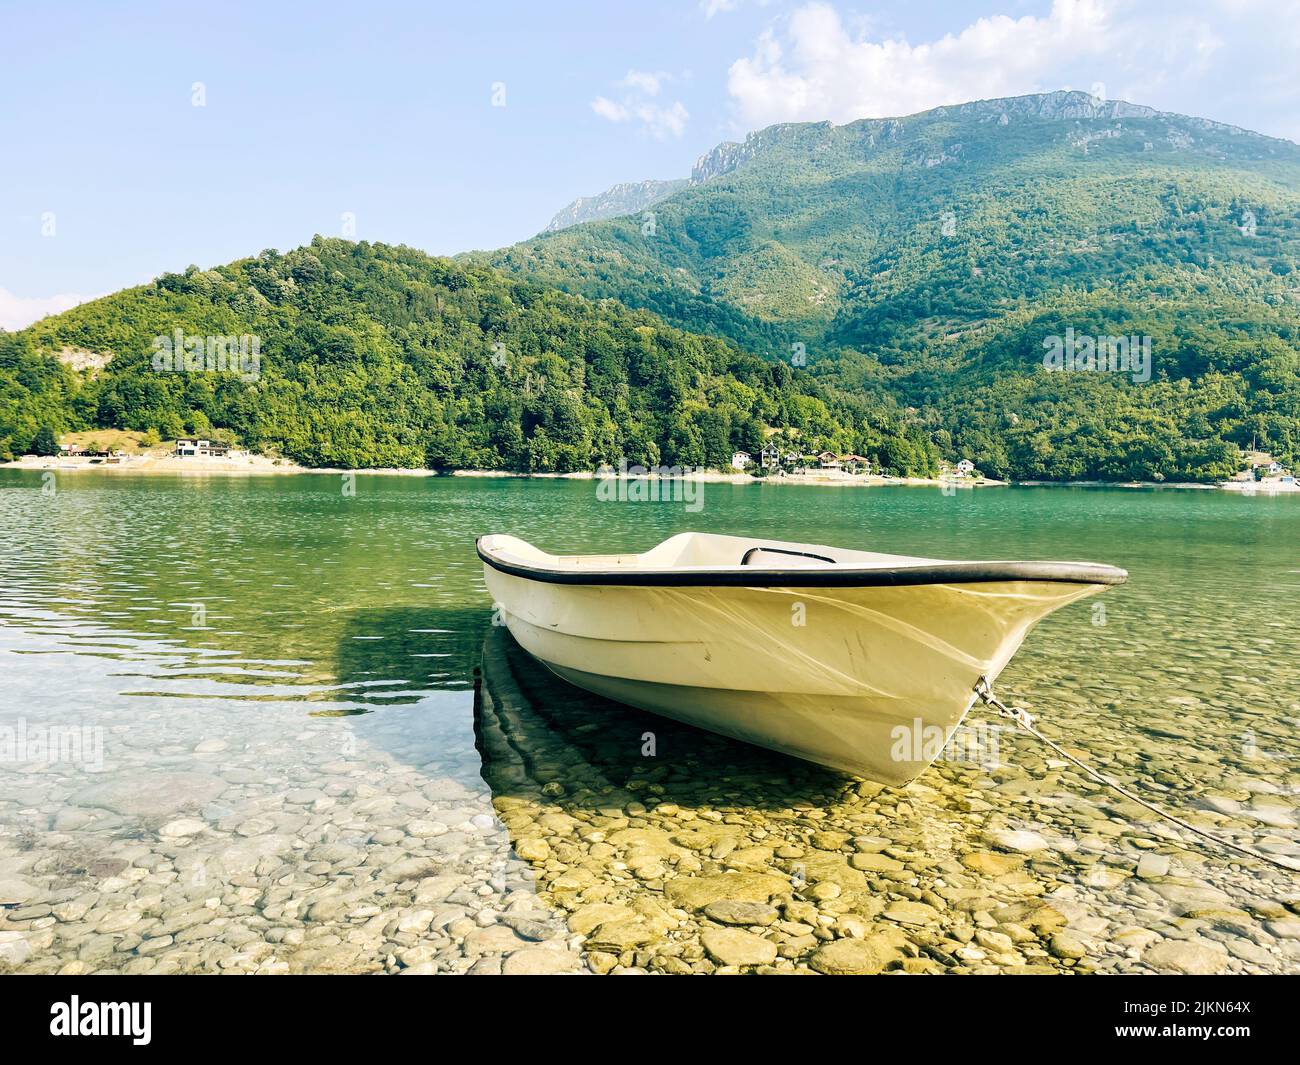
31 426 59 456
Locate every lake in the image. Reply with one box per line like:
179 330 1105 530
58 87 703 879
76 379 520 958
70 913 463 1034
1 471 1297 973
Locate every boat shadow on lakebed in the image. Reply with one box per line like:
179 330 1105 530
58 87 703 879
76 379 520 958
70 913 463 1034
474 625 867 812
333 608 865 812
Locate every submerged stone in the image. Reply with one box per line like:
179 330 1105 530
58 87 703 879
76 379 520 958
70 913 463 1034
701 928 777 967
809 936 899 975
663 872 788 911
1143 938 1229 975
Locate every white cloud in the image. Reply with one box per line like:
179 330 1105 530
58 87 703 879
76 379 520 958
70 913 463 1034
702 0 741 17
727 0 1117 126
619 69 667 96
703 0 783 21
591 73 690 139
723 0 1295 134
590 96 631 123
0 288 99 332
637 101 691 139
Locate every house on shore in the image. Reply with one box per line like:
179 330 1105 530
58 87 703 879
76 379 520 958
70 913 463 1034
1246 459 1291 481
730 451 752 470
175 438 232 458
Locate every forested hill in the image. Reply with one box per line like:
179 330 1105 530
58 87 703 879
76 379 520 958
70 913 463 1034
485 91 1300 479
0 238 937 473
6 92 1299 482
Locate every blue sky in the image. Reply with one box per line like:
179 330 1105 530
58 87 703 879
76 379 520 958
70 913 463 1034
3 0 1297 328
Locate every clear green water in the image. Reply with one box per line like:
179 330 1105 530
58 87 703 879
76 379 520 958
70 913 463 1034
1 471 1297 973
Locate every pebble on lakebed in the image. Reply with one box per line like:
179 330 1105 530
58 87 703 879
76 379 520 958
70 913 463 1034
2 628 1298 976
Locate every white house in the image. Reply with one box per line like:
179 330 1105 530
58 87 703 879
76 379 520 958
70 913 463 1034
1267 461 1283 475
175 438 231 458
956 459 976 476
760 444 781 469
731 451 752 470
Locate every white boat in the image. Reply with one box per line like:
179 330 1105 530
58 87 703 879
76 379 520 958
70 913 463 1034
477 531 1126 785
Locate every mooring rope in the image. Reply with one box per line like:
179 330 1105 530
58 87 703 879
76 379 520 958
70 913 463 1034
973 676 1300 873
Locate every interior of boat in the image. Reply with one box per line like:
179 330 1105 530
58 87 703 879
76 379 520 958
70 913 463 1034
482 531 933 570
478 531 1129 587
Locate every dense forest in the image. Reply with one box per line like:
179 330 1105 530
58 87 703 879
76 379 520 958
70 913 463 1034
486 92 1300 480
0 239 938 474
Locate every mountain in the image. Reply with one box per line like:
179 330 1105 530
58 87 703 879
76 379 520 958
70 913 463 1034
7 92 1298 482
544 179 688 233
0 238 937 473
493 91 1300 479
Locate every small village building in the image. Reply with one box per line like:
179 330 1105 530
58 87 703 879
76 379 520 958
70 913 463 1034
817 452 842 470
760 444 781 469
730 451 752 470
175 438 231 458
956 459 976 476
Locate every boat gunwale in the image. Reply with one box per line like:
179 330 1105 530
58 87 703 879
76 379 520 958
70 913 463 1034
476 537 1128 588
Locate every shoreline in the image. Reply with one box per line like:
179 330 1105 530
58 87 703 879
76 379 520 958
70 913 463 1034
0 454 983 487
3 455 1296 493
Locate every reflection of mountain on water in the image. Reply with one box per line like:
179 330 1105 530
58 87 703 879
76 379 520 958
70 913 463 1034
474 627 846 811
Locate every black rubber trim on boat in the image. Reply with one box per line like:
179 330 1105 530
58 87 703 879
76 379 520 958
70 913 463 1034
740 546 838 566
476 539 1129 588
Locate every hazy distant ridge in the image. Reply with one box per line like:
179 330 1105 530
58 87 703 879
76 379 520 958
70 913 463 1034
543 179 688 233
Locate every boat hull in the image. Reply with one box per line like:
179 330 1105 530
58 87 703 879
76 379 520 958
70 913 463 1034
482 566 1104 785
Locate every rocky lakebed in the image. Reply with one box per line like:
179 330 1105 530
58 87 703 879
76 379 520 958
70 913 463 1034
2 625 1296 976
